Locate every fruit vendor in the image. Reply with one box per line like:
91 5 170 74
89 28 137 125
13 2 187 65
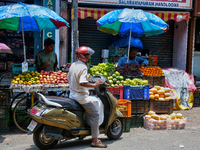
36 38 58 72
118 47 148 67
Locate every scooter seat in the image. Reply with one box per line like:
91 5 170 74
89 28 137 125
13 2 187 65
45 96 85 111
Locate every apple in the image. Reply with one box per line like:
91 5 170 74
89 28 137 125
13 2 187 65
58 70 62 73
57 72 61 76
57 80 60 83
60 77 64 80
39 75 43 78
51 81 55 84
43 75 46 78
64 73 67 76
57 77 60 80
64 80 68 83
40 81 44 84
48 81 52 84
53 76 56 79
63 75 67 78
46 75 50 78
50 78 53 81
54 79 57 82
47 78 50 81
41 70 45 73
44 71 48 75
39 78 43 81
60 80 64 83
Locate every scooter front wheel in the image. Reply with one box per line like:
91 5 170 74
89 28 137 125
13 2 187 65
33 126 58 150
107 118 123 140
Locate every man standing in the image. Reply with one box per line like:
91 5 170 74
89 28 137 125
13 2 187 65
36 38 58 72
67 46 107 148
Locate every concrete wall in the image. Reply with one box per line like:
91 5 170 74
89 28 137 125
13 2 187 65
173 20 188 71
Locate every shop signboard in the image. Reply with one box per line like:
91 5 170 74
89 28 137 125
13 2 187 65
68 0 192 10
43 0 55 50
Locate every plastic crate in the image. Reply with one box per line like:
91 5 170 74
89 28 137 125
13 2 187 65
123 85 149 100
131 100 149 114
0 105 9 134
0 86 11 105
123 117 131 132
193 97 200 107
130 114 144 128
12 63 35 78
194 87 200 98
106 86 123 99
149 55 158 65
149 99 174 114
117 99 131 117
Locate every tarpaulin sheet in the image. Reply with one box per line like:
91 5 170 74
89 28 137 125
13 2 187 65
163 68 196 110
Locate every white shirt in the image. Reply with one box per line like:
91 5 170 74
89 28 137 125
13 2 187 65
67 60 90 104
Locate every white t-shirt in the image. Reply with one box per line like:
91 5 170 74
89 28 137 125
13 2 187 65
67 60 90 104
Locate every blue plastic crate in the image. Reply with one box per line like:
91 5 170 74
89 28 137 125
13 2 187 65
193 97 200 107
123 85 149 100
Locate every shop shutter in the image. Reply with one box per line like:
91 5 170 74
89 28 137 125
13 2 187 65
78 18 112 66
140 20 175 68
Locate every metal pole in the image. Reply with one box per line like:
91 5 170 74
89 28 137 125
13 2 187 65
71 0 78 63
21 17 26 62
127 22 132 63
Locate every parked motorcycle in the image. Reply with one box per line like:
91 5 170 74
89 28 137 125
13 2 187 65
27 75 124 149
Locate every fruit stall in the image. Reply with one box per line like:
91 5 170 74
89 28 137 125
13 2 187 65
1 60 196 134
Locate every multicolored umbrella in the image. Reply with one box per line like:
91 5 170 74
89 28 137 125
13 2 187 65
97 8 168 37
0 2 69 31
97 8 169 62
0 2 69 62
0 43 13 54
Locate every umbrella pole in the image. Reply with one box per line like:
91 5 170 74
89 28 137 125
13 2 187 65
127 22 132 63
21 17 26 62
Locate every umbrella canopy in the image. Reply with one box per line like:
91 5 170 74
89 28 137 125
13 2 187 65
0 2 69 31
0 43 13 54
97 8 169 36
110 36 143 50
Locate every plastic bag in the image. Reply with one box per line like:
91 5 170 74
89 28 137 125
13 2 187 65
85 96 104 127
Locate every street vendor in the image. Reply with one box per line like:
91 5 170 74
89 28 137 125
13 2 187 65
118 47 148 67
36 38 58 72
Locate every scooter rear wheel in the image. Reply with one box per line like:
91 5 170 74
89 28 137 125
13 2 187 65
33 126 58 149
107 118 123 140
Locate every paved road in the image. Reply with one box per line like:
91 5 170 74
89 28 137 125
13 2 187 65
1 107 200 150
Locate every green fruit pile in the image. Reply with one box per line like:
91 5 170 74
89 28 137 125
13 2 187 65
90 62 115 77
108 71 124 87
123 78 148 86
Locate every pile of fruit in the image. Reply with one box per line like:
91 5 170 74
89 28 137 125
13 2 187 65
144 111 187 130
11 70 68 85
140 66 164 76
117 62 142 77
90 62 115 77
149 86 172 101
123 78 148 86
108 71 124 87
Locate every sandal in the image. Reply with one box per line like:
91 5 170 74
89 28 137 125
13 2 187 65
91 140 107 148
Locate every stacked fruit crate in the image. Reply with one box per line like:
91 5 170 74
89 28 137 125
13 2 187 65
0 85 11 133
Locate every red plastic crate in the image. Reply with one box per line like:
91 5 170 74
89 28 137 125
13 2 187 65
149 55 158 65
106 86 123 99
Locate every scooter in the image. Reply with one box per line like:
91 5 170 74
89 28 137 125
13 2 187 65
27 75 124 149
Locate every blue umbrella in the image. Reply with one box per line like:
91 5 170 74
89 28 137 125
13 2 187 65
97 8 169 62
110 36 143 50
0 2 69 62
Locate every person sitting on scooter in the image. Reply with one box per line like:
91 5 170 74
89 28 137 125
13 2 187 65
67 46 107 148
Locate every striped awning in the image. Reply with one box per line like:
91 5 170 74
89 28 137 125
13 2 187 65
78 7 190 22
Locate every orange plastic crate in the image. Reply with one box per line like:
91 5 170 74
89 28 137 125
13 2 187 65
117 99 131 117
149 55 158 65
